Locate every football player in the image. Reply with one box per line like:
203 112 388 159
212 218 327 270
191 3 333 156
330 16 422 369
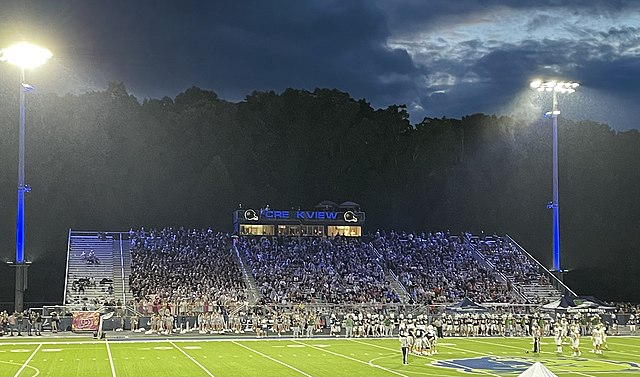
570 324 582 357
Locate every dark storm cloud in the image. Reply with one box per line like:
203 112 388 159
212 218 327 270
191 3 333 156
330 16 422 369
2 0 419 105
1 0 639 129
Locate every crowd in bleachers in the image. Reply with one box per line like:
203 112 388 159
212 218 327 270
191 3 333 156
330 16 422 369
128 227 247 314
372 231 517 305
474 236 549 285
237 236 399 305
123 227 572 313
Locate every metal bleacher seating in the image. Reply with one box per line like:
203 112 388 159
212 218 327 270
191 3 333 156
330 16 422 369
64 230 129 309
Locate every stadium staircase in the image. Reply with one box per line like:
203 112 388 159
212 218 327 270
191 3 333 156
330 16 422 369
465 242 529 303
64 230 131 309
467 235 572 304
370 243 411 304
233 243 262 305
505 235 575 301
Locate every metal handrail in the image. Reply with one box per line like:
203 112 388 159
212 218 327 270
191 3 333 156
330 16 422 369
62 228 72 305
119 235 127 305
506 234 577 297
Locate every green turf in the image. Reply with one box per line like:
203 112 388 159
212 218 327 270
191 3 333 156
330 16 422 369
1 336 639 376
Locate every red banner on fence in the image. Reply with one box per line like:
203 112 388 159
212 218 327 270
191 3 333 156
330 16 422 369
72 311 100 331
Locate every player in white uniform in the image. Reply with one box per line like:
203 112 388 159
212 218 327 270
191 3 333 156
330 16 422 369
553 322 563 353
426 325 438 355
591 325 604 354
570 325 582 357
628 314 636 335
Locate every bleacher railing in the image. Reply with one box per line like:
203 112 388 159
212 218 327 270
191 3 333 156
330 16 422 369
63 228 72 306
464 240 529 303
118 235 127 306
506 234 577 297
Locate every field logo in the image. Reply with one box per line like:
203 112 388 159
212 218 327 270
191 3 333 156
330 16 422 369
432 356 531 373
433 356 640 375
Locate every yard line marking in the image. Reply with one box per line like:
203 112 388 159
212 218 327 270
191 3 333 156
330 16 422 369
169 341 215 377
1 361 40 377
105 339 117 377
13 343 42 377
232 341 313 377
349 339 500 377
606 340 640 350
295 340 409 377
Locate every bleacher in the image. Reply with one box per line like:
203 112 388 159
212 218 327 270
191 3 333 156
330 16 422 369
62 228 576 313
63 230 130 309
469 234 566 304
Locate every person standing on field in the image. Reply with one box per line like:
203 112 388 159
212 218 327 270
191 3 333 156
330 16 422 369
399 328 410 365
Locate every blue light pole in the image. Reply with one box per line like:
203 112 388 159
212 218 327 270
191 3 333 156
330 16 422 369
1 42 51 312
530 79 578 273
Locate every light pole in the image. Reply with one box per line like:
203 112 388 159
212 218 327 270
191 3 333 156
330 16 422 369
530 79 578 274
0 42 52 312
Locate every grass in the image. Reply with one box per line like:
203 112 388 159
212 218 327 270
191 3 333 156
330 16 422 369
1 335 640 376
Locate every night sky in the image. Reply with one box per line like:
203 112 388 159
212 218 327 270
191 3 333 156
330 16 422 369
1 0 640 129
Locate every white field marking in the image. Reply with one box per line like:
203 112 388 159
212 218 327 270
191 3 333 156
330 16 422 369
606 340 640 350
232 341 313 377
182 346 201 350
286 345 305 348
13 343 42 377
367 353 439 375
153 347 174 350
294 340 409 377
0 335 394 347
105 339 116 377
10 350 32 353
348 339 501 377
168 341 215 377
0 361 40 377
41 349 62 352
464 338 610 377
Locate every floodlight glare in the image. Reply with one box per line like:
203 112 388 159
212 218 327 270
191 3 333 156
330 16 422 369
0 42 52 69
529 77 579 274
531 79 579 94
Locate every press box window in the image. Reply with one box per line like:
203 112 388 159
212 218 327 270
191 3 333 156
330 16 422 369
240 224 274 236
278 225 325 237
327 225 361 237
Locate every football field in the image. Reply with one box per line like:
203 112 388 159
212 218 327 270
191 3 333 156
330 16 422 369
1 336 639 376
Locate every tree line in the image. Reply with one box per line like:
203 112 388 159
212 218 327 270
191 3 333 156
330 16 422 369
0 83 638 304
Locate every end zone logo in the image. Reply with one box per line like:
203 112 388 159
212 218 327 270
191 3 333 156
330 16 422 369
432 356 640 375
432 356 531 373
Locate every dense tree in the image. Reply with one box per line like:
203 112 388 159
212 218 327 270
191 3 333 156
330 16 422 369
0 85 638 306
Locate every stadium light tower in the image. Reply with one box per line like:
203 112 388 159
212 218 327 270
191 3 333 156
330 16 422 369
530 79 579 274
0 42 52 312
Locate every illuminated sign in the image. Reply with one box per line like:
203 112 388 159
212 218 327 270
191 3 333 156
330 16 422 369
242 209 361 222
344 211 358 222
244 209 259 221
263 210 339 220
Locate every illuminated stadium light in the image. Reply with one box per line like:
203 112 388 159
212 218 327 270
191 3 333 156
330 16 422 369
530 78 579 274
530 79 579 94
0 42 52 69
1 41 51 312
